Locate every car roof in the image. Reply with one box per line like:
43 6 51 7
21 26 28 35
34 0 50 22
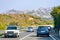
7 25 17 27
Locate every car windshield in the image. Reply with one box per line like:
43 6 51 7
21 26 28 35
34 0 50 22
38 26 48 31
7 26 17 30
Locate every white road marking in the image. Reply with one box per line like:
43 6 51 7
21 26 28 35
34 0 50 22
49 35 56 40
19 33 34 40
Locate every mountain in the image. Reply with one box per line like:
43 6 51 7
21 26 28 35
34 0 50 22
1 8 53 20
23 8 53 20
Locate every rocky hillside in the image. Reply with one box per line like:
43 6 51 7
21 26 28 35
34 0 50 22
1 8 53 19
0 14 53 30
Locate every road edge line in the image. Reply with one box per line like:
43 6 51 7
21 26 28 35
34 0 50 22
49 35 56 40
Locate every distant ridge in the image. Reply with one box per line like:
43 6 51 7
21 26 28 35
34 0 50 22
0 7 53 20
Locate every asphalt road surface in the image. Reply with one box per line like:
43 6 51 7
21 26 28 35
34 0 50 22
20 32 53 40
0 31 55 40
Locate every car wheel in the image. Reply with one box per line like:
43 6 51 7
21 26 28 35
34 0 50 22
4 35 8 38
4 36 6 38
47 34 49 37
37 34 39 37
18 35 19 37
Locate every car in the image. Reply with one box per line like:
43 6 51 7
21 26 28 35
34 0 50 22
26 27 34 32
37 26 49 37
4 25 20 38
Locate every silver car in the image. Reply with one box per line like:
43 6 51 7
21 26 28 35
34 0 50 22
4 25 20 38
26 27 34 32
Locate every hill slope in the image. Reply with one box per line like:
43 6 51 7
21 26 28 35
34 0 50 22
0 14 53 30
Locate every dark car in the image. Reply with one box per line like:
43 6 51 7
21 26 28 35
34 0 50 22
37 26 49 37
26 27 34 32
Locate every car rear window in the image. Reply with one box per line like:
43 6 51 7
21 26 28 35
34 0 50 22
38 26 48 31
7 27 17 30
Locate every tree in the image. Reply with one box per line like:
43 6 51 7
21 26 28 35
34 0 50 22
51 6 60 29
51 6 60 35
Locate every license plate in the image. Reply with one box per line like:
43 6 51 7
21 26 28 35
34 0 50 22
41 31 45 32
8 34 13 36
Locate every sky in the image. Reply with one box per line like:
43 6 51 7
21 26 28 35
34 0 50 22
0 0 60 13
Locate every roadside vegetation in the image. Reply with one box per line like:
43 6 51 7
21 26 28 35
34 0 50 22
0 14 53 30
51 6 60 29
51 6 60 35
0 34 3 36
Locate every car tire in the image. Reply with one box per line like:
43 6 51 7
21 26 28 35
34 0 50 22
37 34 39 37
4 36 6 38
18 35 19 37
47 34 49 37
4 35 7 38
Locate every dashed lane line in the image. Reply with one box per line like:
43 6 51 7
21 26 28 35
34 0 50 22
19 33 34 40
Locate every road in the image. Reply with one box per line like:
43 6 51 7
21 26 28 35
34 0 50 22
0 32 31 40
0 31 56 40
20 32 53 40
